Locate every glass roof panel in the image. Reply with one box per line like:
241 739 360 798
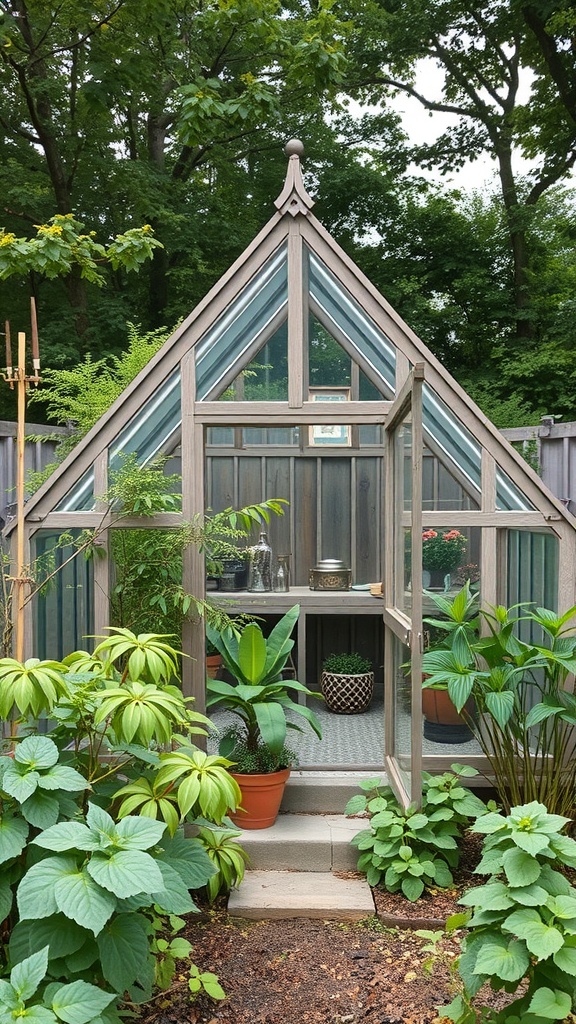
109 369 181 473
496 468 536 511
422 384 482 496
219 320 288 400
196 245 288 400
55 467 95 512
307 249 396 393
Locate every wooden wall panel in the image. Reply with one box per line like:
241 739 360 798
293 457 317 585
355 456 380 584
320 458 351 567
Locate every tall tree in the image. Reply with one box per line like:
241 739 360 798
0 0 347 351
343 0 576 345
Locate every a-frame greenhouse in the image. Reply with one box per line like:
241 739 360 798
8 140 576 802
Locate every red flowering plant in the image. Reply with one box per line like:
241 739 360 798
421 529 467 572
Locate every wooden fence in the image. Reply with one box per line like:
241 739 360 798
0 421 69 525
501 417 576 516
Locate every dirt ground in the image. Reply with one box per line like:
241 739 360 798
138 835 512 1024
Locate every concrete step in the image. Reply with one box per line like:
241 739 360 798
228 869 374 920
280 770 386 814
233 813 366 872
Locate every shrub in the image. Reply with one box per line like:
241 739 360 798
322 652 372 675
442 801 576 1023
346 764 487 901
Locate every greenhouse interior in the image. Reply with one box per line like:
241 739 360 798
9 140 576 804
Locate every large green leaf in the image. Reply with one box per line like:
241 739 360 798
11 947 49 1001
502 846 542 887
85 804 115 843
51 981 116 1024
152 861 197 914
54 867 116 935
237 624 267 684
87 850 163 897
113 815 166 850
38 766 87 793
252 700 287 753
10 916 91 963
502 908 564 959
15 736 59 770
18 857 75 920
156 833 215 889
2 764 40 803
553 942 576 974
0 814 28 865
473 938 529 982
20 791 60 830
33 823 100 853
485 690 515 728
96 914 150 992
0 879 12 923
262 604 299 678
513 831 550 856
527 988 571 1020
17 1006 57 1024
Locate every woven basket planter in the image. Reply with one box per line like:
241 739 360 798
321 670 374 714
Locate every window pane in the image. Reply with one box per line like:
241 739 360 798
109 370 181 475
34 530 93 658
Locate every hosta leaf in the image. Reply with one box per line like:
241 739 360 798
0 814 28 865
87 850 163 898
96 914 150 992
33 823 100 853
503 846 542 887
527 987 571 1020
18 857 75 920
11 946 49 1000
473 938 529 982
460 882 513 911
51 981 116 1024
54 867 116 935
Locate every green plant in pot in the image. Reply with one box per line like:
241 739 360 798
421 581 479 743
321 651 374 714
206 604 322 829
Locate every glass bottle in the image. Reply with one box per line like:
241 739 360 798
248 531 273 591
275 554 290 592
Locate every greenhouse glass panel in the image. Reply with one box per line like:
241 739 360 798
507 530 558 612
422 447 480 512
109 370 181 474
55 467 95 512
307 251 396 392
34 530 93 659
496 468 536 511
196 245 288 400
221 321 288 401
422 384 481 496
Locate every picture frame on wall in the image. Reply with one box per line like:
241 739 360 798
308 387 351 446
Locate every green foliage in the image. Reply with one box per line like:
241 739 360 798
0 217 161 285
421 585 576 817
206 606 323 764
196 825 250 901
346 765 487 901
322 652 372 675
0 627 246 1019
442 801 576 1023
219 729 298 774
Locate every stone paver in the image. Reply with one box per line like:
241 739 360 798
228 869 375 920
234 813 364 871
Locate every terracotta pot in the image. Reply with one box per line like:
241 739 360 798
228 768 290 829
422 687 474 743
206 653 222 679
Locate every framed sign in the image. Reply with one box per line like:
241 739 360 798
309 387 351 446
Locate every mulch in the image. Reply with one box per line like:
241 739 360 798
135 832 514 1024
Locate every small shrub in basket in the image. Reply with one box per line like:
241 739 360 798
321 651 374 714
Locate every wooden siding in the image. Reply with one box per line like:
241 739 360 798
0 421 69 523
501 419 576 516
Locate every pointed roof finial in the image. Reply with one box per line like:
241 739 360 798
274 138 314 216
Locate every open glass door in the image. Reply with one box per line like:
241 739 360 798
384 364 424 807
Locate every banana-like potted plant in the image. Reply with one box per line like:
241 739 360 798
206 604 322 828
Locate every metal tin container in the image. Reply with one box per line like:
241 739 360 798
309 559 352 591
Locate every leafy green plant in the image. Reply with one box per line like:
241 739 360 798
442 801 576 1024
322 652 372 675
0 628 241 1021
197 824 250 901
421 586 576 817
346 764 487 901
206 605 322 766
